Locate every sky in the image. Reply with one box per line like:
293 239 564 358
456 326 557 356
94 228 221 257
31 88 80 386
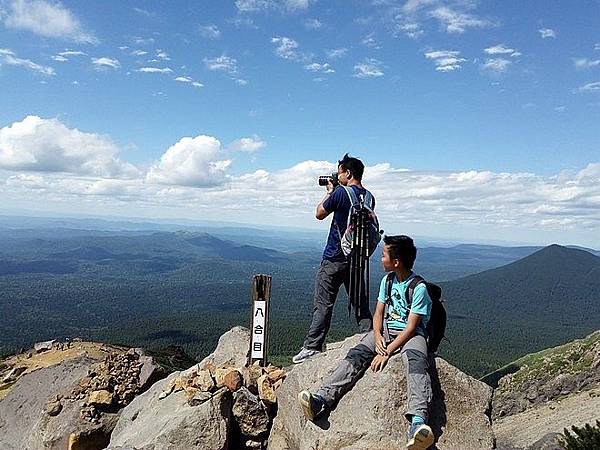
0 0 599 247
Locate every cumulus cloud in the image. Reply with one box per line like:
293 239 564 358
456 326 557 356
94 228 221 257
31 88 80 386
53 49 86 61
0 116 138 178
228 136 266 153
92 57 120 70
146 135 232 187
130 49 148 56
137 67 173 74
155 49 170 61
0 48 55 75
235 0 313 13
353 58 384 78
576 81 600 93
271 36 302 60
482 58 511 73
204 55 239 75
304 62 334 73
538 28 556 39
429 6 490 34
425 50 465 72
174 76 203 87
484 44 521 57
573 58 600 70
361 32 381 49
325 48 348 59
1 0 97 43
199 24 221 39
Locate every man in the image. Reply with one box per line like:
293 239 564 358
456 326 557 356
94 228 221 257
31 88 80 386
298 235 435 450
292 153 375 364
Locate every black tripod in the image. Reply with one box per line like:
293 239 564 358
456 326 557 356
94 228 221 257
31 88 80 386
347 205 371 323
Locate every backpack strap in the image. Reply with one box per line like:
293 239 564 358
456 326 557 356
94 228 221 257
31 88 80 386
383 272 395 342
404 275 425 309
363 190 375 210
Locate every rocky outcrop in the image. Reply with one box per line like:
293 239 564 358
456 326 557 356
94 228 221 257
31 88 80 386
107 327 285 450
0 342 164 450
268 333 495 450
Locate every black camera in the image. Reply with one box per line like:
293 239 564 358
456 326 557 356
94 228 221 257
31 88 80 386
318 172 339 187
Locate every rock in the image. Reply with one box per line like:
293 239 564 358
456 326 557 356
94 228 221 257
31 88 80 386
223 369 243 392
45 395 63 416
257 374 276 405
107 375 232 450
192 369 215 392
34 340 56 353
268 333 494 450
242 363 264 394
2 366 26 383
197 326 250 370
266 368 286 383
188 391 213 406
232 387 270 437
528 432 564 450
89 390 113 406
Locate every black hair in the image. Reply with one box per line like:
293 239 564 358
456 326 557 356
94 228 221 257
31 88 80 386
383 235 417 270
338 153 365 181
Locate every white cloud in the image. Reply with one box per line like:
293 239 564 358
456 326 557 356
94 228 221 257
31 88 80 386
304 62 334 73
204 55 239 75
132 36 154 46
271 36 301 60
595 44 600 51
57 49 86 58
228 136 266 153
484 44 521 57
2 0 97 43
199 24 221 39
155 49 170 61
0 48 55 75
482 58 511 73
146 135 231 187
576 81 600 93
92 57 120 70
137 67 173 74
130 49 148 56
395 22 424 39
174 76 203 87
133 7 154 17
429 6 490 34
285 0 312 10
538 28 556 39
235 0 271 12
573 58 600 70
235 0 313 13
305 18 322 29
326 48 348 59
353 58 384 78
52 55 67 62
425 50 466 72
0 116 138 178
361 32 380 49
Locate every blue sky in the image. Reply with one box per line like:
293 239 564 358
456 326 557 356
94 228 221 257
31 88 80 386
0 0 599 246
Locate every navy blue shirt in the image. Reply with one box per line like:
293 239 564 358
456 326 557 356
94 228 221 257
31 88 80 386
322 185 374 262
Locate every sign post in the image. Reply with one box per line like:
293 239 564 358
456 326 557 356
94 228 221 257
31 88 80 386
249 274 272 367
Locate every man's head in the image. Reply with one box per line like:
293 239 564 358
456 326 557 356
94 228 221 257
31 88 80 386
381 235 417 272
337 153 364 186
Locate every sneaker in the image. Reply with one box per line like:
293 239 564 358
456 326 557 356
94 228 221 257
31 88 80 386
297 390 327 421
292 347 321 364
406 423 435 450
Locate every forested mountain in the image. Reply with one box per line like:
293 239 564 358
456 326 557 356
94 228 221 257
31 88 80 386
440 245 600 376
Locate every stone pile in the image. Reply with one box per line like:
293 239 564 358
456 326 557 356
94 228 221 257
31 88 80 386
159 360 286 449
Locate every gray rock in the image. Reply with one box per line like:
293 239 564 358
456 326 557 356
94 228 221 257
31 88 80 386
233 387 270 437
2 366 26 383
34 340 56 353
107 327 251 449
268 333 494 450
528 432 564 450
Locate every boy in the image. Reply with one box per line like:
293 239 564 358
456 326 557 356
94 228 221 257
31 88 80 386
298 235 435 450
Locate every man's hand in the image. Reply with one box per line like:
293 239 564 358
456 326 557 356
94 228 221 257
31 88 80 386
326 180 335 194
370 354 389 372
374 333 387 356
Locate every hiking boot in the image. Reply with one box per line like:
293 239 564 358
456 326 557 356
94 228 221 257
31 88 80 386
292 347 321 364
298 390 327 421
406 423 434 450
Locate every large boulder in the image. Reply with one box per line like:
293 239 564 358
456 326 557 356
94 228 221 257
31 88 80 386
268 334 494 450
107 327 251 449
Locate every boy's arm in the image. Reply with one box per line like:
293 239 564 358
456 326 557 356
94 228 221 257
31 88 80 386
373 301 387 355
385 312 422 355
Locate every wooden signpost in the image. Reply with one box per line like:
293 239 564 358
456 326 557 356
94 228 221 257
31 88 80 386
249 274 272 367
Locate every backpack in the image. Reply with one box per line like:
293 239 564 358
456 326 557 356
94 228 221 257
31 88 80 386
384 273 447 354
339 186 381 257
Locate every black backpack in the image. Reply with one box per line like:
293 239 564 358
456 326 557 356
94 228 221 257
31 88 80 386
385 273 447 354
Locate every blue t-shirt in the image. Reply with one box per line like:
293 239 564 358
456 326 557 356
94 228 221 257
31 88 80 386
377 272 431 336
322 185 373 262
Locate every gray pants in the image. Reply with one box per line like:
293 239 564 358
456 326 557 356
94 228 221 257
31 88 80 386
303 259 373 351
316 331 432 422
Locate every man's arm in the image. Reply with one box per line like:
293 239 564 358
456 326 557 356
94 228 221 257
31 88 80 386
315 181 335 220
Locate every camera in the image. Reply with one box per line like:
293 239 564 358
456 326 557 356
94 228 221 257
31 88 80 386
318 172 339 187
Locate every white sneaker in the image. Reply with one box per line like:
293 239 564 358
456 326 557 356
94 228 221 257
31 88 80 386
406 424 435 450
292 347 321 364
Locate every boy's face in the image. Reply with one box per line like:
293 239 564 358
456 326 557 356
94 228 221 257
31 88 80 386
381 245 402 272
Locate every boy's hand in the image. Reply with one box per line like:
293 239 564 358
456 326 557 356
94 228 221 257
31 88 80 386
375 333 388 356
370 354 389 372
